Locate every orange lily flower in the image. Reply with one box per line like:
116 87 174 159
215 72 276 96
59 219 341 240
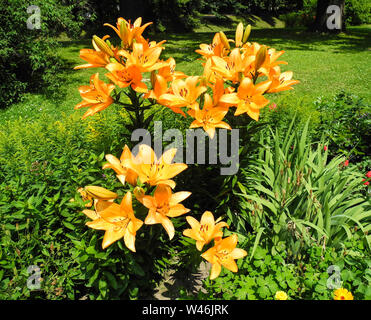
201 234 247 280
258 48 288 76
145 74 186 117
183 211 229 251
142 184 191 240
188 94 231 139
157 57 186 82
211 48 254 83
102 145 139 186
220 77 271 120
74 48 110 70
196 33 227 59
104 17 152 48
105 62 148 93
130 144 187 189
160 76 207 110
119 42 166 73
267 67 300 93
75 73 115 119
85 192 143 252
146 74 168 101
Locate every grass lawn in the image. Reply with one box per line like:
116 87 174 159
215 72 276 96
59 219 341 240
0 24 370 124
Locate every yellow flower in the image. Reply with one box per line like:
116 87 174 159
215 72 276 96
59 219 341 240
119 42 167 73
188 94 231 139
160 76 207 110
74 73 115 119
84 185 118 200
85 192 143 251
275 291 288 300
102 145 139 186
129 144 188 189
201 234 247 280
219 77 271 121
104 17 152 48
183 211 229 251
142 184 191 240
333 288 354 300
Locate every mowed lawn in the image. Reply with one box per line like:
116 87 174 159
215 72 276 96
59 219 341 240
0 24 370 123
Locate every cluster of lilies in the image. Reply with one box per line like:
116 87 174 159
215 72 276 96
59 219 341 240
73 17 299 279
79 143 246 280
74 17 299 137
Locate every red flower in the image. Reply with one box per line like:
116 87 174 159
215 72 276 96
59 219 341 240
269 103 277 111
366 171 371 178
324 145 328 151
362 179 369 186
344 160 349 167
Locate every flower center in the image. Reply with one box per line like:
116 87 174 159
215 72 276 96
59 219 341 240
216 249 230 263
157 202 170 215
200 224 209 233
95 94 104 103
179 87 188 97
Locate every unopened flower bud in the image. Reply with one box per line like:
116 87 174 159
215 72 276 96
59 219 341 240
235 22 243 47
133 187 145 203
93 35 114 57
243 25 251 43
219 31 230 50
255 45 267 71
85 186 118 200
119 19 128 42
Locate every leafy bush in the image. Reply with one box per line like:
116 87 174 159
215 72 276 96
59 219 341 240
345 0 371 25
0 0 85 108
279 10 315 28
313 91 371 166
0 107 185 299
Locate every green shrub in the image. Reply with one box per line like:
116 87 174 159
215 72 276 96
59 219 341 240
313 91 371 166
0 106 186 299
279 11 315 28
345 0 371 25
0 0 85 108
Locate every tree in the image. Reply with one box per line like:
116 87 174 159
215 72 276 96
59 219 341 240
310 0 345 32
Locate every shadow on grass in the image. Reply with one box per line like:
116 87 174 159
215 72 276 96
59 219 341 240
153 26 370 56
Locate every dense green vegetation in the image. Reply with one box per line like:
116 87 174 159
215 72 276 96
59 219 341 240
0 8 370 300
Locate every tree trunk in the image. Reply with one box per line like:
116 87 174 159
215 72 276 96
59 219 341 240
310 0 345 33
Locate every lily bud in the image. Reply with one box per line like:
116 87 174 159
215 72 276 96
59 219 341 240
93 35 114 57
133 187 145 203
85 186 118 200
255 45 267 71
219 31 230 50
243 25 251 43
119 19 128 41
235 22 243 47
150 71 157 88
